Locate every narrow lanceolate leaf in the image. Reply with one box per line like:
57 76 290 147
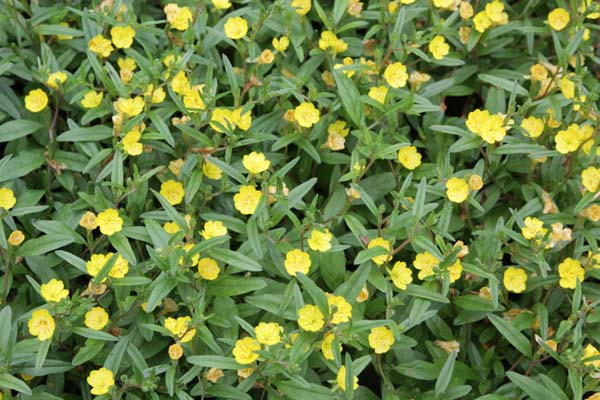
487 313 532 357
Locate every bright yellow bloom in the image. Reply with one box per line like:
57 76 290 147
429 35 449 60
28 309 55 341
96 209 123 236
368 85 388 104
8 230 25 246
368 237 391 265
397 146 422 170
25 89 48 112
233 337 261 364
558 257 584 289
291 0 311 15
447 259 463 283
243 152 270 174
466 109 508 144
47 71 67 89
503 267 527 293
85 307 109 330
272 36 290 52
255 322 282 345
79 211 97 231
368 326 394 354
521 216 547 240
318 31 347 54
413 251 440 280
257 49 275 65
555 124 593 154
0 188 16 210
233 185 262 215
321 332 341 360
584 344 600 368
88 35 113 57
212 0 232 9
433 0 455 9
328 120 349 137
459 1 473 19
284 249 311 276
521 116 544 138
201 220 228 240
179 243 199 267
164 3 193 30
582 167 600 192
473 11 492 33
224 17 248 39
115 96 145 117
530 64 548 81
390 261 412 290
169 343 184 360
81 90 103 108
326 293 352 324
40 279 69 303
198 257 220 280
163 221 180 234
308 229 333 252
297 304 325 331
110 25 135 48
468 174 483 191
548 8 570 31
170 71 190 95
446 177 469 203
294 102 320 128
122 129 143 156
383 62 408 88
560 75 575 99
87 368 115 395
336 366 359 392
485 0 508 23
165 316 196 343
183 85 206 111
203 161 223 180
146 85 166 104
160 180 185 206
232 107 252 131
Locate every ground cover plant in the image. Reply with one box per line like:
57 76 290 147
0 0 599 399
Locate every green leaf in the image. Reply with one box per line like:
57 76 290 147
149 111 175 147
487 313 532 357
0 306 12 350
57 125 113 142
187 355 245 369
205 155 247 184
246 217 263 259
0 373 33 395
435 351 457 398
210 247 262 272
151 189 189 230
478 74 528 96
16 235 74 257
506 372 557 400
333 69 364 127
72 327 119 341
0 119 42 142
205 384 252 400
145 274 178 312
296 273 329 320
206 276 266 296
72 340 105 366
104 335 130 374
109 232 137 265
35 339 51 372
403 284 450 303
395 360 439 380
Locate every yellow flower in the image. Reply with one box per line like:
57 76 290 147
85 307 109 330
294 102 320 128
485 0 508 24
560 75 575 99
473 11 492 33
179 243 199 267
28 309 55 341
383 62 408 88
447 260 463 283
0 187 16 210
558 257 584 289
548 8 570 31
203 161 223 180
321 332 341 360
160 180 185 206
212 0 232 9
224 17 248 40
326 293 352 324
413 251 440 280
390 261 412 289
243 152 270 174
284 249 311 276
233 185 262 215
336 366 359 392
503 267 527 293
521 216 547 241
582 204 600 222
297 304 325 332
368 237 391 265
582 167 600 192
170 71 190 95
318 31 347 54
521 116 544 138
429 35 449 60
87 368 115 395
169 343 184 360
109 254 129 279
88 35 113 57
25 89 48 113
468 174 483 191
433 0 456 9
446 177 469 203
8 230 25 246
46 71 67 89
110 25 135 48
368 85 388 104
397 146 422 170
163 221 180 234
466 109 508 144
81 90 103 108
146 85 166 104
164 3 193 30
165 316 196 343
257 49 275 65
183 86 206 112
168 159 184 177
255 322 282 345
368 326 394 354
200 220 227 240
272 36 290 52
459 1 473 19
233 337 261 364
198 257 220 280
328 120 349 137
291 0 311 16
530 64 548 81
584 344 600 368
210 108 235 132
237 368 254 379
79 211 97 231
206 367 225 383
40 279 69 303
96 208 123 236
232 107 252 131
122 129 143 156
115 96 145 117
308 229 333 252
326 132 345 151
